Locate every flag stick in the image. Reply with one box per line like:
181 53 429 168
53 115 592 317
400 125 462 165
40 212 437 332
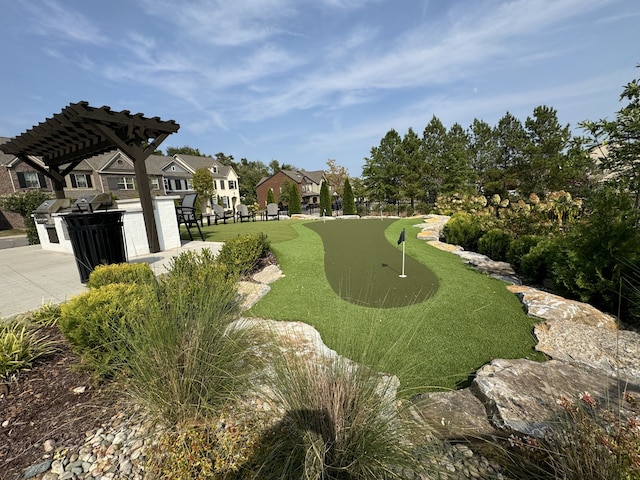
399 239 406 278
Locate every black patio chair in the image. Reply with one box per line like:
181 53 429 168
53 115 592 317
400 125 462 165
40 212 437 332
175 193 205 241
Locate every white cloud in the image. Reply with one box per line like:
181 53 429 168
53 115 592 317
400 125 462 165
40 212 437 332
25 0 108 45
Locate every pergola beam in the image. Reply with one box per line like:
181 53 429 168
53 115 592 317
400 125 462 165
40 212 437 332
0 101 180 253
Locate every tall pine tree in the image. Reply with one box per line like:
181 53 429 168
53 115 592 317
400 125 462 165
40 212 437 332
342 178 356 215
288 182 302 214
320 181 332 216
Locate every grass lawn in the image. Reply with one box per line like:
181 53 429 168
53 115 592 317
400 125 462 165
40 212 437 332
184 217 544 393
242 217 545 395
181 219 300 244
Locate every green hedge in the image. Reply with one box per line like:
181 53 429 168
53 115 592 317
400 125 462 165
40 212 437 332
477 229 512 262
87 263 157 289
59 283 155 378
216 233 271 278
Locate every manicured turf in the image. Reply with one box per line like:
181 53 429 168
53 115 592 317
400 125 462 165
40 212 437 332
246 217 545 394
305 219 438 308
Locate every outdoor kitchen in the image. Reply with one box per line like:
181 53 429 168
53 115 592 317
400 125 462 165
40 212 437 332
34 195 183 258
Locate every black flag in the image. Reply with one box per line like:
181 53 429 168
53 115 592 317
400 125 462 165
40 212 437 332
397 228 405 245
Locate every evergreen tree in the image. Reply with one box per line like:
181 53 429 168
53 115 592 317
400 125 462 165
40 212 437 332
495 112 528 193
441 123 473 194
342 178 356 215
288 182 302 214
362 129 403 208
582 71 640 208
398 127 425 210
320 181 332 216
266 188 275 205
422 116 447 205
470 118 499 194
521 105 571 195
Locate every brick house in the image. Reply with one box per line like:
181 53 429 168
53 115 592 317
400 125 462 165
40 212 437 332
256 169 327 210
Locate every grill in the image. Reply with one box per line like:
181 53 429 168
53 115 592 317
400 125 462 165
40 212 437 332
34 198 72 225
72 193 113 213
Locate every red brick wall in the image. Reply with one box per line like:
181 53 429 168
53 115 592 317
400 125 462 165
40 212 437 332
0 164 54 229
256 172 302 208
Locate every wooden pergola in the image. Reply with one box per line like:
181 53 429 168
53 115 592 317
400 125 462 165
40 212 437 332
0 101 180 253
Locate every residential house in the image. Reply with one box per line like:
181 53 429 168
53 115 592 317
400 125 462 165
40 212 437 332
0 140 241 228
256 169 327 210
165 154 240 211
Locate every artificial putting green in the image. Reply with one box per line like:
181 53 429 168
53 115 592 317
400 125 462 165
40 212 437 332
305 219 439 308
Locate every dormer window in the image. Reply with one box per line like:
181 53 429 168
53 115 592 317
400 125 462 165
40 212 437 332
212 165 218 174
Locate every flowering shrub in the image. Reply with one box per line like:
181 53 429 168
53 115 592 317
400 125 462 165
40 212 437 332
498 391 640 479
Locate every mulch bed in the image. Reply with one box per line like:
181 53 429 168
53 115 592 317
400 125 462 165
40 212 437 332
0 328 121 480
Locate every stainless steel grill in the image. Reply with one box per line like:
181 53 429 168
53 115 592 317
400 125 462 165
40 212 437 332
72 193 113 213
34 198 71 225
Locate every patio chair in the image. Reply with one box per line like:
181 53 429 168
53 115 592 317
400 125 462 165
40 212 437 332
175 193 205 241
266 203 280 221
212 204 235 224
236 204 256 223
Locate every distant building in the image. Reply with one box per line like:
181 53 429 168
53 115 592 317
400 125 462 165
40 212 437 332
256 169 327 210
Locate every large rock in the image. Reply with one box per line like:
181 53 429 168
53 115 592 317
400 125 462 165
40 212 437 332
452 250 521 285
237 281 271 311
414 215 450 241
508 285 618 329
252 264 284 284
535 319 640 381
472 358 640 437
413 388 502 441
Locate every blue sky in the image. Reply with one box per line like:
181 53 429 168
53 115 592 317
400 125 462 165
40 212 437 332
1 0 638 176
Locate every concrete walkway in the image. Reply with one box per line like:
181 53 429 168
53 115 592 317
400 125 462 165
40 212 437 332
0 240 222 319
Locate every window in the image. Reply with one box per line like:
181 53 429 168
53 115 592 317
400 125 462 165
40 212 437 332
219 180 225 190
150 178 160 190
17 171 46 189
117 177 135 190
69 173 92 189
164 178 170 191
187 179 193 190
228 180 236 190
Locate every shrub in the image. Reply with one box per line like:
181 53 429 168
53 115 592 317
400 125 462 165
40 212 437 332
442 212 485 251
477 229 512 261
496 392 640 479
87 262 157 289
507 235 543 273
0 190 52 244
148 417 263 479
216 234 271 278
520 238 560 285
0 318 59 378
551 188 640 324
59 283 155 378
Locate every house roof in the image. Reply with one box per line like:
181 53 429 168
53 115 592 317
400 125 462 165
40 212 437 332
173 154 235 179
256 169 326 188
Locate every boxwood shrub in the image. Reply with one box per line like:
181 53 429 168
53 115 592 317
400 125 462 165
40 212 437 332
87 262 157 289
477 229 512 262
59 283 156 378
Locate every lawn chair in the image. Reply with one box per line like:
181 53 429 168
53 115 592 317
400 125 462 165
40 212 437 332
175 193 205 241
266 203 280 221
212 204 235 224
236 204 255 223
